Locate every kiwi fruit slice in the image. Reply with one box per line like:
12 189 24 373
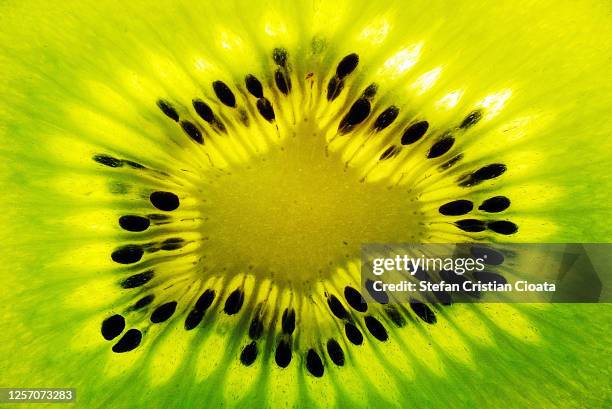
1 0 611 407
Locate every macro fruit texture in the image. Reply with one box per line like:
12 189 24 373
0 0 611 408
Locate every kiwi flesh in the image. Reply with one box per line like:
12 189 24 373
1 0 611 408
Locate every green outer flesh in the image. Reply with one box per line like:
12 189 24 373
0 0 611 408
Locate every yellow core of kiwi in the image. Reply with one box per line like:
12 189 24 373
197 118 423 282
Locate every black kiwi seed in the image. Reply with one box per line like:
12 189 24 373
180 120 203 144
487 220 518 235
239 109 250 127
122 160 145 169
473 163 507 181
147 214 170 221
479 196 511 213
160 237 186 251
156 99 179 122
460 163 507 187
326 76 344 101
427 136 455 158
149 191 179 211
401 121 429 145
282 308 296 335
151 301 177 324
454 219 486 232
212 81 236 107
274 69 291 95
470 245 505 265
120 270 154 289
256 98 275 122
327 295 348 319
326 339 345 366
249 317 264 340
184 290 215 330
101 314 125 340
361 83 378 99
213 118 227 133
336 53 359 78
459 109 483 129
112 329 142 353
132 295 154 310
439 154 463 171
344 322 364 345
192 99 215 123
111 245 144 264
240 342 258 366
118 215 150 232
306 349 324 377
272 47 288 67
410 302 437 324
364 316 388 341
245 74 264 98
150 301 177 323
379 145 401 161
195 289 215 310
184 308 205 330
224 289 244 315
438 200 474 216
338 98 371 134
413 268 431 282
275 339 292 368
474 270 508 285
93 154 123 168
365 279 389 304
373 106 399 131
344 286 367 312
